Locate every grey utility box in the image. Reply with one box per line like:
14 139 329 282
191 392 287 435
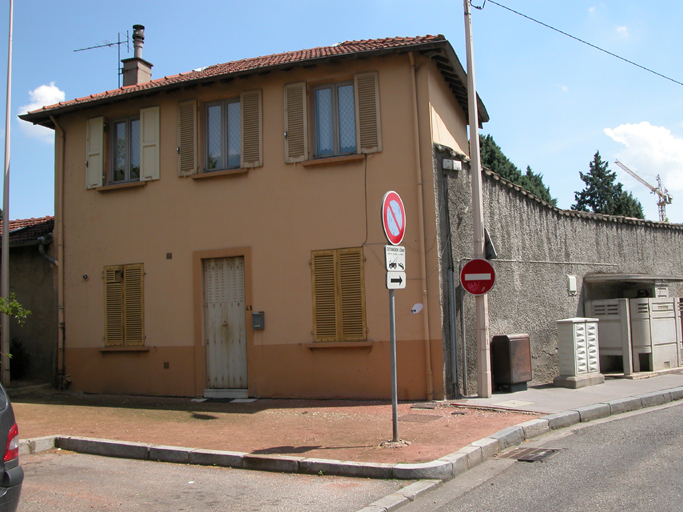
554 317 604 389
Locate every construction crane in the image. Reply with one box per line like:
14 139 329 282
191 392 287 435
614 160 673 222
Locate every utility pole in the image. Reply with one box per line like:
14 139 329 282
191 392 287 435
463 0 492 398
1 0 13 387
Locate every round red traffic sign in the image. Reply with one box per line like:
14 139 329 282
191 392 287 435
460 258 496 295
382 191 406 245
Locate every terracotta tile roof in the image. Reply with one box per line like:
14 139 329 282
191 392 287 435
21 35 453 121
0 216 54 245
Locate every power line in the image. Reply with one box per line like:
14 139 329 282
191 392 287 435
473 0 683 87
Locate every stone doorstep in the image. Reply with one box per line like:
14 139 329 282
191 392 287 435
17 385 683 485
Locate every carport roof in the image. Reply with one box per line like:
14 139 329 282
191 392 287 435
584 273 683 283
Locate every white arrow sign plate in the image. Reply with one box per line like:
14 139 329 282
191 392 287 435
386 271 406 290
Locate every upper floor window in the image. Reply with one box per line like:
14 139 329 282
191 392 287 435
206 99 241 171
313 82 356 157
284 71 382 164
86 106 160 190
111 117 141 183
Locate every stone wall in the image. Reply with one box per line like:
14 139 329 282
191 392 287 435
437 144 683 394
6 244 57 384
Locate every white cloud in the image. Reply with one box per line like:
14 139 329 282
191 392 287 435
558 84 569 92
616 26 629 37
18 82 65 143
605 122 683 222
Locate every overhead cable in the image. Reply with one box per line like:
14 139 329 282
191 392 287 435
477 0 683 87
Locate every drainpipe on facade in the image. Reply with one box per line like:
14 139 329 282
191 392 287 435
37 236 56 266
49 115 67 390
409 52 434 401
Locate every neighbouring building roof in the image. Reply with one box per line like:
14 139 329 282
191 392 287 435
0 216 54 246
20 34 488 128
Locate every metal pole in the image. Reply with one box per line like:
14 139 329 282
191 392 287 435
464 0 492 398
1 0 14 387
389 289 398 441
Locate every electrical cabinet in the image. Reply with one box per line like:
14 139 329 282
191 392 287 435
557 318 600 376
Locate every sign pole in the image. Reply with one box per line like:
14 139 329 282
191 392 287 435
464 0 492 398
389 289 398 441
381 191 406 443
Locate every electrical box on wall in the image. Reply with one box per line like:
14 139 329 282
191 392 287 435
252 311 265 330
567 275 577 296
442 158 462 171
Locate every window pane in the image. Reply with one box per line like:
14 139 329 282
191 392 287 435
227 101 241 168
129 118 140 180
315 88 334 156
207 104 222 170
337 85 356 154
113 122 126 182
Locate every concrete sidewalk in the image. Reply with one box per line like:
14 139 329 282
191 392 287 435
452 372 683 414
13 371 683 511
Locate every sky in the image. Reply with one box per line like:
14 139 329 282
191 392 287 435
1 0 683 223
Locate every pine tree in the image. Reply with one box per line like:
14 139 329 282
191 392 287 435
572 151 644 219
479 134 556 206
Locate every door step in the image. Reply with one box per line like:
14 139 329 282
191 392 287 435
203 388 248 399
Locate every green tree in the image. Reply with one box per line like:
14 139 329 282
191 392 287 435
479 134 556 205
572 151 644 219
0 294 30 361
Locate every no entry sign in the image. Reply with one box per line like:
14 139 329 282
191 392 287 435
460 258 496 295
382 191 406 245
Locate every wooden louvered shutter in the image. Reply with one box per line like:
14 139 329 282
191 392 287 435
284 82 308 163
140 106 160 181
354 71 382 154
178 100 197 176
104 266 123 346
241 89 262 168
311 248 366 342
338 248 366 341
86 117 104 189
312 251 338 342
123 264 144 346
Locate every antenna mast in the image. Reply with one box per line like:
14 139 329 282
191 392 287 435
74 31 131 87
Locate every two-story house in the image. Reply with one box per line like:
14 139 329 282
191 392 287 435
21 28 488 400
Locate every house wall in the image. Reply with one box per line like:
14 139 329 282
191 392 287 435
55 53 469 399
6 244 57 383
443 157 683 392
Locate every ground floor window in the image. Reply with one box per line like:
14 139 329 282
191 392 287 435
104 263 144 346
310 247 366 342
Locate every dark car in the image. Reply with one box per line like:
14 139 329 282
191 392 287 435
0 385 22 511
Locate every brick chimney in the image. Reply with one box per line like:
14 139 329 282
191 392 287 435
121 25 153 86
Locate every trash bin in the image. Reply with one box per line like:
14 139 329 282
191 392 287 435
490 334 532 392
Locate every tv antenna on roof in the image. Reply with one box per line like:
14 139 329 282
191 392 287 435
74 30 132 88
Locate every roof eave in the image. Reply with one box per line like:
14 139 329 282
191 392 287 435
20 36 488 128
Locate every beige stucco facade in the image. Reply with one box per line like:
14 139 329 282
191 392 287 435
41 48 472 400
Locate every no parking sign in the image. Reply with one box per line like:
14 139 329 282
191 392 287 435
382 191 406 245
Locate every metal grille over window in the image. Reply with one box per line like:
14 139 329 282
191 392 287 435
337 84 356 154
313 83 356 157
311 248 366 342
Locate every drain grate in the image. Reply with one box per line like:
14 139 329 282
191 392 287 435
398 414 442 423
503 447 561 462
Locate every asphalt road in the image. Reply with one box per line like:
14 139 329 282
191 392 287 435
401 401 683 512
17 450 409 511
